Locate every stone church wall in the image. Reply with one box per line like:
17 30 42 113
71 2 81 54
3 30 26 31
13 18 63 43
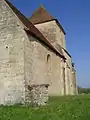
24 35 49 105
28 37 65 96
72 66 78 95
62 49 73 95
0 0 50 105
35 20 66 49
0 0 77 106
0 0 27 104
48 53 64 96
0 0 53 105
35 21 77 95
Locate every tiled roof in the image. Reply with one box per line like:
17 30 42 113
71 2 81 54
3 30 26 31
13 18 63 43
30 5 54 25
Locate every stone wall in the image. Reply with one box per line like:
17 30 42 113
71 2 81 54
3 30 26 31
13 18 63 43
24 34 49 104
0 0 77 106
0 0 28 104
35 20 66 49
24 33 65 101
24 34 33 103
35 20 77 95
48 53 64 96
27 84 49 106
0 0 51 105
0 0 65 105
62 49 73 95
62 49 78 95
28 37 65 96
35 21 68 96
72 65 78 95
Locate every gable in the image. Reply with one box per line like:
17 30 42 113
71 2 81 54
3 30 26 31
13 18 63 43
35 20 66 49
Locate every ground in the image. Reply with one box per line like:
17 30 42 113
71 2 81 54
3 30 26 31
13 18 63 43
0 94 90 120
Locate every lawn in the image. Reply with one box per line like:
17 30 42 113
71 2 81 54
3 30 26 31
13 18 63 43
0 94 90 120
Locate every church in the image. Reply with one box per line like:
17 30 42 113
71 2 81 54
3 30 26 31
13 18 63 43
0 0 78 105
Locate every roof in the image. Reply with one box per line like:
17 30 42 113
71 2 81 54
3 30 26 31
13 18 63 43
30 5 54 25
30 5 66 35
63 48 71 58
54 43 63 56
5 0 66 60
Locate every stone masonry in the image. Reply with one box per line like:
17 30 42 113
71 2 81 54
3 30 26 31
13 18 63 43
34 19 77 95
0 0 78 106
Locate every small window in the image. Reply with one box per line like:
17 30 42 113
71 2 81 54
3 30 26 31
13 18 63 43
47 54 51 63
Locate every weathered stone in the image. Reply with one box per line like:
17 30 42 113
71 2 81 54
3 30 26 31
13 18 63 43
27 84 49 106
0 0 78 106
35 18 78 96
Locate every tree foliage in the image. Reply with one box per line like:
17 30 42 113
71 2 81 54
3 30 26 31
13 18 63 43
78 86 90 94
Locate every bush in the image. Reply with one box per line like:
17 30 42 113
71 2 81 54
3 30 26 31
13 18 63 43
78 86 90 94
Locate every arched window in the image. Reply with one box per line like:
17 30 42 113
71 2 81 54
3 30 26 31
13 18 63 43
47 54 51 63
47 54 51 84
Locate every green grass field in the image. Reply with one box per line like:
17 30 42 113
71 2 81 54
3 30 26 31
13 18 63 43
0 94 90 120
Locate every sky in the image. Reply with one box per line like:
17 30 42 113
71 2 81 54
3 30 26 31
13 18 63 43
10 0 90 88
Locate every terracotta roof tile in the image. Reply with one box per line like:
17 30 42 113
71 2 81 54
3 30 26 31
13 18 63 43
30 5 54 25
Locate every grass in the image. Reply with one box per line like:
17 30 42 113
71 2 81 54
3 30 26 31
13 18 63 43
0 94 90 120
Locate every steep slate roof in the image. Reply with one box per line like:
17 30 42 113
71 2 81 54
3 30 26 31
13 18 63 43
30 5 66 35
5 0 66 60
